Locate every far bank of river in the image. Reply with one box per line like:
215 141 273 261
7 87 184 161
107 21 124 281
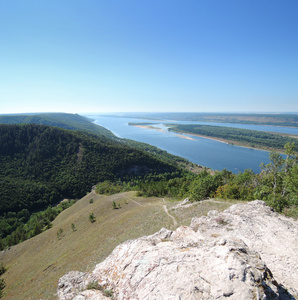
88 115 294 173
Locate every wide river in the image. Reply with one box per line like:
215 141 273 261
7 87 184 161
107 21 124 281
87 115 297 173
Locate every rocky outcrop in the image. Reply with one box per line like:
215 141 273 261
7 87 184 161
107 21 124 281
58 200 298 299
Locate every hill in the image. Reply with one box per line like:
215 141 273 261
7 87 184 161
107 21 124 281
0 113 114 138
0 112 190 166
0 124 181 248
0 191 239 299
0 123 180 214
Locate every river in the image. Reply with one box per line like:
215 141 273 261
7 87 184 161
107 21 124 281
86 115 297 174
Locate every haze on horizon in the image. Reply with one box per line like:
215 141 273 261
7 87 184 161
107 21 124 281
0 1 297 114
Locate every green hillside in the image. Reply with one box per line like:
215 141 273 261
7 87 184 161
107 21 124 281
0 113 114 137
0 113 189 166
0 124 179 214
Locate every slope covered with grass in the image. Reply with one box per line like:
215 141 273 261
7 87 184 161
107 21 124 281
0 191 238 299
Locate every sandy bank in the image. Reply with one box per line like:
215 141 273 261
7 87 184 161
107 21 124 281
133 125 166 132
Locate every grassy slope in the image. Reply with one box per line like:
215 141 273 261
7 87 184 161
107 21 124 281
0 191 238 300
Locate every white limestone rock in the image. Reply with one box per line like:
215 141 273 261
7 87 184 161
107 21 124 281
58 271 87 300
58 201 297 299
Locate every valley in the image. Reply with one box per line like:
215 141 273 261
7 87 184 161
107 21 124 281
0 112 297 299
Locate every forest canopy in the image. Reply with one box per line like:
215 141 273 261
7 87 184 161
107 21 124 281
0 124 179 216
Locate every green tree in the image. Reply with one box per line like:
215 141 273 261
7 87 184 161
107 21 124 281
189 171 219 201
0 278 5 298
260 143 297 211
89 213 96 223
57 228 63 240
0 263 7 299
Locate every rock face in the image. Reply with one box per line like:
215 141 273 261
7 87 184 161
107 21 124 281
58 201 298 299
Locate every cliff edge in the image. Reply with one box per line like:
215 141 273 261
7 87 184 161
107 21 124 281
58 200 298 299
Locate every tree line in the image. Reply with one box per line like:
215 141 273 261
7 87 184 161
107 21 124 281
168 124 298 151
0 200 74 250
96 143 297 217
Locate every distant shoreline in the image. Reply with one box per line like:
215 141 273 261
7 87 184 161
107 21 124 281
131 124 289 153
172 131 288 153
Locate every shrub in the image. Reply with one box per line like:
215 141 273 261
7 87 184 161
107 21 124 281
0 263 6 299
87 280 101 290
57 228 63 239
86 281 114 298
89 213 96 223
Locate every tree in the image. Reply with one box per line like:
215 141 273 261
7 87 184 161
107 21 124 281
112 201 117 209
189 172 218 201
57 228 63 240
0 278 5 298
71 223 76 231
89 213 96 223
0 264 6 297
260 143 297 211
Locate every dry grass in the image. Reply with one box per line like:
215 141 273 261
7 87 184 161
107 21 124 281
168 198 241 226
0 192 240 300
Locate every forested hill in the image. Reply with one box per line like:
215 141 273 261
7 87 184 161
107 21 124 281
0 124 179 216
0 113 190 165
0 112 114 138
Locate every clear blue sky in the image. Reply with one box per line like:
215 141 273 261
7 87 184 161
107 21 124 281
0 0 297 114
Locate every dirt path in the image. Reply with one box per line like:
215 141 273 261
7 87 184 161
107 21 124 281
130 199 142 206
163 203 177 226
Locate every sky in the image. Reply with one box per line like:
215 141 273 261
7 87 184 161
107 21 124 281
0 0 297 114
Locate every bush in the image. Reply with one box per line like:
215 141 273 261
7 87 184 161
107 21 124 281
89 213 96 223
87 280 101 290
0 263 6 299
57 228 63 240
86 281 113 298
112 201 117 209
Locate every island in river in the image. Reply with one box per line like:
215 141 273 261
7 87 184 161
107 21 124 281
128 122 298 153
167 124 298 153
